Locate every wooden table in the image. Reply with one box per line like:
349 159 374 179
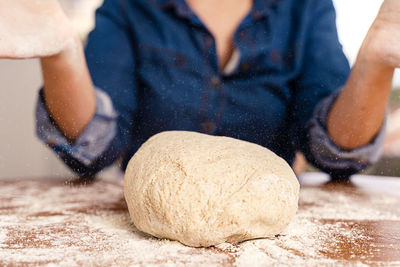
1 173 399 266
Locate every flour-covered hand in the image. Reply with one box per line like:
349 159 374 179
0 0 74 59
361 0 400 68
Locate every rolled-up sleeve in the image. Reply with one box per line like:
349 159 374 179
36 88 118 166
35 0 138 177
290 0 384 178
306 89 386 177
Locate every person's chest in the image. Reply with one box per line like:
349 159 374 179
125 0 308 140
184 0 252 70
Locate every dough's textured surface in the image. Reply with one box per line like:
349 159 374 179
124 131 299 247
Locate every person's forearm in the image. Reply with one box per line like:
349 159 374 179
327 43 393 150
41 37 96 141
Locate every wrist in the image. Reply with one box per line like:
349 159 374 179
348 50 394 99
41 35 82 66
359 18 400 70
355 47 393 76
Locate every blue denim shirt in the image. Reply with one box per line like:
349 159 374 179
36 0 385 178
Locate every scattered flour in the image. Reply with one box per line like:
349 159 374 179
0 175 400 266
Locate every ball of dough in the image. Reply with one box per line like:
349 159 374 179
124 131 299 247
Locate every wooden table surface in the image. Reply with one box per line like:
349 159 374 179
1 173 399 266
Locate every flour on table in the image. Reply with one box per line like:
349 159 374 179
1 175 400 266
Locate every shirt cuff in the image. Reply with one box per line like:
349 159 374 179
307 89 386 171
35 89 118 166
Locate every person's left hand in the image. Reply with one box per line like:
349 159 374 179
361 0 400 68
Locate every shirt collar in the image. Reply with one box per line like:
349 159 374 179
154 0 279 20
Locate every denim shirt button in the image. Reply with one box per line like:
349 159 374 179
211 76 220 88
237 31 246 41
241 62 250 72
204 35 214 47
202 121 216 134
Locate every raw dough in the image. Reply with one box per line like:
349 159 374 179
124 131 299 247
0 0 73 59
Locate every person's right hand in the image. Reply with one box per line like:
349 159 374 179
0 0 75 59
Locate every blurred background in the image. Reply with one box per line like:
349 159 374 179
0 0 399 179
